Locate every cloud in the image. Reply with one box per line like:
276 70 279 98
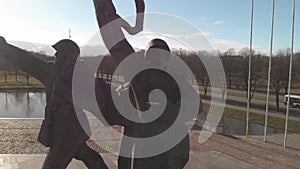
122 31 215 51
212 39 268 54
161 32 213 39
213 20 224 25
213 39 248 50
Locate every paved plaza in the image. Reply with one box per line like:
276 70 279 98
0 150 259 169
1 119 300 169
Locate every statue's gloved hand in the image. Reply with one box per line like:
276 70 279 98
0 37 7 60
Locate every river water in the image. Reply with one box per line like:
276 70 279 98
0 92 45 118
0 92 284 134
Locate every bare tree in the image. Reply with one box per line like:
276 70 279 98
221 48 244 89
238 48 265 103
271 56 289 111
271 49 295 111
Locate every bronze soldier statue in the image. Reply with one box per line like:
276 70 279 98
0 37 108 169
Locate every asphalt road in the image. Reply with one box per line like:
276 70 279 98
199 87 300 117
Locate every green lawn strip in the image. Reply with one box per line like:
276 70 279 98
290 88 300 94
202 102 300 133
198 88 212 94
0 76 43 87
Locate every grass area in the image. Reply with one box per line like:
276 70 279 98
226 91 285 103
0 79 43 86
203 102 300 133
0 74 43 87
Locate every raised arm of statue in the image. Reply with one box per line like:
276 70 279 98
120 0 145 35
92 0 145 126
0 37 52 85
93 0 145 65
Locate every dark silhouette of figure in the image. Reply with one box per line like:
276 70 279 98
0 37 108 169
131 39 190 169
93 0 144 168
93 1 194 169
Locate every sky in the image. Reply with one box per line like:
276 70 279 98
0 0 299 53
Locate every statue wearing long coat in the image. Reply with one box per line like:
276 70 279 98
0 38 89 147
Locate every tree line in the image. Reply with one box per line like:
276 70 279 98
173 48 300 111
